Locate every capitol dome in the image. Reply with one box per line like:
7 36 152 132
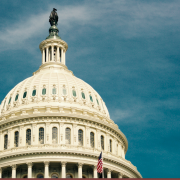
0 9 141 178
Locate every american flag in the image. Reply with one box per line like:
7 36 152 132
97 152 103 173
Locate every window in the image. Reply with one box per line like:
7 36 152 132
89 95 93 102
66 174 73 178
39 127 44 144
26 129 31 145
8 97 11 104
4 134 8 150
65 128 71 144
116 144 118 155
72 89 76 97
78 129 83 146
51 173 58 178
42 88 46 95
14 131 19 147
52 127 58 144
101 135 104 150
37 174 44 178
90 132 94 148
81 92 85 99
52 87 56 94
96 99 99 105
15 94 19 101
63 88 67 95
109 139 112 152
23 91 27 98
32 89 36 96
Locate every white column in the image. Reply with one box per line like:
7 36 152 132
12 164 16 178
0 131 3 150
64 51 66 65
61 162 66 178
57 47 60 62
118 172 123 178
42 49 45 64
44 161 49 178
93 165 97 178
0 167 2 178
46 47 49 62
27 162 33 178
107 169 111 178
61 48 63 63
122 146 125 158
8 129 11 149
78 163 83 178
51 46 54 61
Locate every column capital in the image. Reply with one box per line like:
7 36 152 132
78 163 83 168
61 161 67 166
93 164 97 169
107 168 112 173
27 162 33 167
11 164 16 170
44 161 49 166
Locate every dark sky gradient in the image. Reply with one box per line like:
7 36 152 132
0 0 180 178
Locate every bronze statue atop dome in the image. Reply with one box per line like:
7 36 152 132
49 8 58 26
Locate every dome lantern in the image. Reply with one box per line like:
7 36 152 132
39 8 68 67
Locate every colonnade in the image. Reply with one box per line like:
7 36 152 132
41 45 66 65
0 162 125 178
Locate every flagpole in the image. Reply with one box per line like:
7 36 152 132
102 151 104 178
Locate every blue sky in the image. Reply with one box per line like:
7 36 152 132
0 0 180 178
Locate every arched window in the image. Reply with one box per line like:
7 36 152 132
51 173 58 178
39 127 44 144
32 89 36 96
14 131 19 147
66 174 73 178
23 175 27 178
72 89 76 97
42 88 46 95
65 128 71 144
109 139 112 152
81 92 85 99
52 127 58 144
63 87 67 95
96 99 99 105
8 97 11 104
26 129 31 145
37 174 44 178
4 134 8 150
89 95 93 102
90 132 94 148
15 94 19 101
101 135 104 150
3 100 6 108
52 87 56 94
23 91 27 98
78 129 83 146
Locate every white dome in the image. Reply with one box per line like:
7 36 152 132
0 62 110 120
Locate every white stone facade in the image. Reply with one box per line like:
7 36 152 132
0 34 142 178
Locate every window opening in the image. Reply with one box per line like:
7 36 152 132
72 89 76 97
63 88 67 95
26 129 31 145
90 132 94 148
32 89 36 96
23 91 27 98
39 127 44 144
89 95 93 102
110 139 112 152
101 135 104 150
14 131 19 147
81 92 85 99
65 128 71 144
8 97 11 104
78 129 83 146
96 99 99 105
42 88 46 95
37 174 44 178
4 134 8 150
52 127 58 144
51 173 58 178
15 94 19 101
52 87 56 94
